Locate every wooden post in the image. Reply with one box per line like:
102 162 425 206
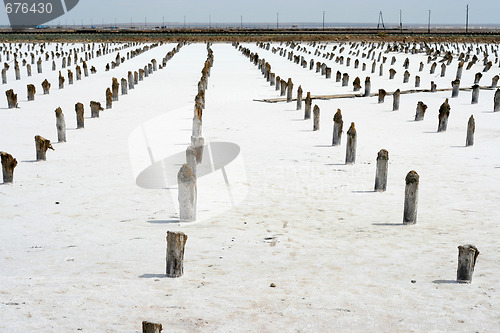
336 71 341 82
128 71 134 89
55 107 66 143
192 105 203 137
345 122 356 164
106 88 112 109
134 71 139 84
332 109 343 146
304 92 312 119
457 244 479 283
389 68 396 79
58 71 65 89
1 69 6 84
471 84 479 104
142 321 163 333
27 84 36 101
379 63 383 76
393 89 400 111
364 77 371 97
296 85 302 110
451 79 460 98
438 98 451 132
466 115 475 147
378 89 386 103
83 61 88 76
121 78 128 95
75 66 81 80
415 75 420 88
491 75 499 88
14 62 20 80
139 69 144 81
403 70 410 83
280 79 287 96
342 73 349 86
26 64 31 77
34 135 54 161
178 164 197 222
67 70 73 85
75 102 84 129
275 75 280 91
186 146 197 177
1 151 17 183
474 72 482 84
495 89 500 112
374 149 389 191
313 105 320 131
42 79 50 94
112 78 119 101
352 77 361 92
403 170 419 224
430 62 436 74
414 101 428 121
166 231 188 277
456 61 464 80
440 63 446 77
191 136 204 164
90 101 103 118
286 78 293 103
430 81 437 92
5 89 17 108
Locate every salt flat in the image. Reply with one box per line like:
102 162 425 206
0 40 499 332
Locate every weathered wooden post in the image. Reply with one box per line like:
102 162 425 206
430 62 436 74
34 135 54 161
26 64 32 77
112 78 119 101
456 61 464 80
403 170 419 224
269 73 275 86
304 92 312 119
128 71 134 89
73 102 84 129
341 73 348 87
1 152 17 183
332 109 343 146
296 85 302 110
42 79 50 94
90 101 103 118
466 115 475 147
378 89 386 103
14 61 20 80
52 60 56 71
279 79 286 96
106 88 112 109
313 105 320 131
27 84 36 101
403 70 410 83
353 77 361 92
379 63 383 76
186 146 197 177
55 107 66 143
37 58 42 73
345 122 356 164
419 62 424 72
83 61 88 77
374 149 389 192
121 78 128 95
134 71 139 85
67 70 73 85
191 136 204 164
142 321 163 333
393 89 400 111
389 68 396 79
5 89 17 108
491 75 499 88
178 163 196 222
495 89 500 112
430 81 437 93
438 98 451 132
451 79 460 98
456 244 479 283
59 71 65 89
364 77 371 97
286 78 293 103
166 231 188 277
139 69 144 81
474 72 482 84
1 68 6 84
440 63 446 77
414 101 428 121
414 75 420 88
336 71 341 82
471 84 480 104
274 75 280 91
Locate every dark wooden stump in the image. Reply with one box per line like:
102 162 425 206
106 88 112 109
364 77 371 97
332 109 343 146
466 115 475 147
451 79 460 98
430 81 437 93
178 164 197 222
5 89 17 108
67 70 73 85
403 170 419 224
313 105 320 131
471 84 480 104
345 122 356 164
403 70 410 83
1 151 17 183
296 85 302 110
128 71 134 89
142 321 162 333
353 77 361 92
389 68 396 79
457 244 479 283
58 71 65 89
378 89 386 103
42 79 50 94
75 102 84 129
286 78 293 103
374 149 389 191
121 78 128 95
393 89 400 111
34 135 54 161
90 101 103 118
495 89 500 112
112 78 119 101
342 73 349 86
414 101 428 121
27 84 36 101
304 92 312 119
438 98 451 132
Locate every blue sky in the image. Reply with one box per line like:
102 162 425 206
0 0 499 27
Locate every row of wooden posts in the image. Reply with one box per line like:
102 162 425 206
1 43 184 185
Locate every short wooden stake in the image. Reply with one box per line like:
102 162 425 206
451 79 460 98
34 135 54 161
178 164 197 222
471 84 480 104
414 101 428 121
403 170 419 224
456 244 479 283
42 79 50 94
345 122 356 164
27 84 36 101
1 151 17 183
286 78 293 103
313 105 320 131
393 89 400 111
438 98 451 132
166 231 188 277
332 109 343 146
142 321 162 333
55 107 66 143
466 115 475 147
112 78 119 101
364 77 371 97
378 89 386 103
90 101 103 118
304 92 312 119
106 88 112 109
296 85 302 110
374 149 389 191
75 102 84 129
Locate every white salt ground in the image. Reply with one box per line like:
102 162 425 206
0 40 499 332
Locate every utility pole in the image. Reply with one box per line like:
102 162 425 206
399 9 402 32
183 16 186 29
322 11 325 30
466 4 469 34
209 14 211 28
240 15 243 29
162 16 164 27
428 10 431 34
277 12 279 29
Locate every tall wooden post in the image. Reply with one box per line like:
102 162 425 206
90 101 103 118
286 78 293 103
378 89 386 103
296 85 303 110
27 84 36 101
75 102 84 129
345 122 357 164
471 84 479 104
313 105 320 131
55 107 66 143
112 78 119 101
332 109 343 146
374 149 389 191
438 98 451 132
364 77 371 97
42 79 51 94
466 115 475 147
304 92 312 119
403 170 419 224
393 89 400 111
106 88 112 109
166 231 188 277
178 164 196 222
